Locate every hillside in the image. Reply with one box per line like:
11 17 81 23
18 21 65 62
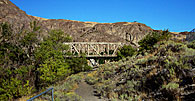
84 41 195 100
1 0 195 101
24 40 195 101
0 0 153 46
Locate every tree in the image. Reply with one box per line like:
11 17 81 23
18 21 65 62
66 55 92 74
0 23 12 43
35 29 71 65
0 22 91 99
35 29 72 87
0 23 33 100
138 30 171 52
117 45 136 60
38 57 71 86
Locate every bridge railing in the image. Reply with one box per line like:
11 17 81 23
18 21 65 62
27 88 54 101
63 42 124 57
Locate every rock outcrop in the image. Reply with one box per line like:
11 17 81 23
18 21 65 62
0 0 153 45
186 29 195 42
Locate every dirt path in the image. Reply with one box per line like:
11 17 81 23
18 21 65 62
75 81 106 101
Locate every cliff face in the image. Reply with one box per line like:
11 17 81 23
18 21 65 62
38 20 152 45
0 0 32 32
186 29 195 42
0 0 153 45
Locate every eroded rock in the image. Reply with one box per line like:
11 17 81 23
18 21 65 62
0 0 153 45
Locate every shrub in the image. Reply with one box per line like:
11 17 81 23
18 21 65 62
187 40 195 49
35 29 71 64
162 82 179 92
138 30 171 52
66 56 92 74
35 29 91 87
0 23 12 42
35 30 72 87
38 58 71 87
117 45 136 60
0 65 33 100
0 22 91 100
0 23 35 100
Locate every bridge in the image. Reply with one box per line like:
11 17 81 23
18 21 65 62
64 42 125 58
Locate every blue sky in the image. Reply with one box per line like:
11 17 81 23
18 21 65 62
10 0 195 32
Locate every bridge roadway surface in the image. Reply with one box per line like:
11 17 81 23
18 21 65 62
63 42 125 58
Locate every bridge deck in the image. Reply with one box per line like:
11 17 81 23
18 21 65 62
64 42 125 57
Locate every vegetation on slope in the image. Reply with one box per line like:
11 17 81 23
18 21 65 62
0 22 91 100
138 30 171 53
1 21 194 101
116 45 136 60
85 32 195 100
34 73 85 101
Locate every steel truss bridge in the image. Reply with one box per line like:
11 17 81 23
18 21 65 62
64 42 125 58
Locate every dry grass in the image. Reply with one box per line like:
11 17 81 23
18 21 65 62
32 16 48 20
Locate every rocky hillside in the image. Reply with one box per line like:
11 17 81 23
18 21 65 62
0 0 152 45
22 40 195 101
85 40 195 100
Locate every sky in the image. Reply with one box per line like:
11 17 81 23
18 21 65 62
10 0 195 32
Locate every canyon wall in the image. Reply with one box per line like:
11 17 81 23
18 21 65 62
0 0 153 46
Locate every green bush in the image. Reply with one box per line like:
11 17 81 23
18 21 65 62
35 29 71 64
35 29 91 87
187 40 195 49
66 56 92 74
0 22 91 100
117 45 136 60
35 30 72 87
138 30 171 52
0 23 12 42
0 78 32 100
38 58 71 86
0 23 35 100
0 65 33 100
162 82 179 91
21 21 40 47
